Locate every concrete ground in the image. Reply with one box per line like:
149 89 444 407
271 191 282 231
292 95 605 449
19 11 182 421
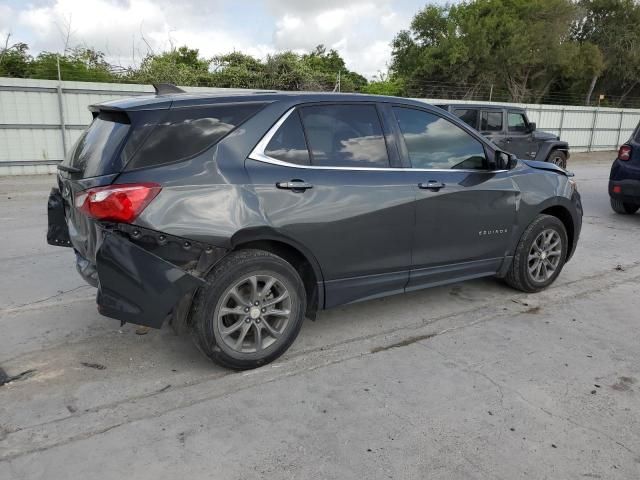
1 151 639 479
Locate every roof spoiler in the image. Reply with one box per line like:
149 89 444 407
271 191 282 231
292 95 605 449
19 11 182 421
153 83 187 95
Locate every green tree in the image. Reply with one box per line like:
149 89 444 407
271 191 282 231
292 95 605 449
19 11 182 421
130 46 211 85
0 41 32 77
301 45 367 91
29 48 116 82
391 0 604 104
572 0 640 105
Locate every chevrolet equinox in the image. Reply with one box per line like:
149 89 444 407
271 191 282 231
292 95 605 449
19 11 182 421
48 86 583 370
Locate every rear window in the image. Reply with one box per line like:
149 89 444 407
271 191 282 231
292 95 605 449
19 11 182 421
68 111 130 178
125 103 264 170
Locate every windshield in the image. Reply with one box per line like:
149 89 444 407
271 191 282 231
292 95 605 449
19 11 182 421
67 111 130 178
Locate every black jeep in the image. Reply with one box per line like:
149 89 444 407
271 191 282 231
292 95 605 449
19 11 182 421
437 104 569 168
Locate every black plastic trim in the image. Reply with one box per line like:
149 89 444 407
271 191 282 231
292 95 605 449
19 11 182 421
96 232 205 328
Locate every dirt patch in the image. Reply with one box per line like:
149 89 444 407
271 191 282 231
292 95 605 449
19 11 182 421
371 333 437 353
611 376 635 392
0 368 37 386
81 362 106 370
524 306 542 314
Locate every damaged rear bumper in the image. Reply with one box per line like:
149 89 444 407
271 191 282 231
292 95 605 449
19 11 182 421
47 187 226 329
95 232 206 328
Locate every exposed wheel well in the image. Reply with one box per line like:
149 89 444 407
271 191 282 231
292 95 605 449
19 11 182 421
540 205 575 259
234 240 321 318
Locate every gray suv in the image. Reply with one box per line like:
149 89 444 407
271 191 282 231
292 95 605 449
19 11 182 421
437 104 570 168
47 88 582 369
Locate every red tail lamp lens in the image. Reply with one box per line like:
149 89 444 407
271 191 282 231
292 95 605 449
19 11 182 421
618 145 632 161
75 183 161 223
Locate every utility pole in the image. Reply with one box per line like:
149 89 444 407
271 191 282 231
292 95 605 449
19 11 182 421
333 70 341 92
56 55 68 157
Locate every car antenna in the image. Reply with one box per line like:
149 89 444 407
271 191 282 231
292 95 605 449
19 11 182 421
153 83 187 95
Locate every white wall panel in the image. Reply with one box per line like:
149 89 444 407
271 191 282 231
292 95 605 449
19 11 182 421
0 129 63 162
2 78 640 174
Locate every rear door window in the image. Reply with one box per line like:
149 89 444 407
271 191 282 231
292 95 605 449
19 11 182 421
125 103 265 170
299 104 390 168
264 111 310 165
480 111 503 132
454 109 479 129
68 111 130 178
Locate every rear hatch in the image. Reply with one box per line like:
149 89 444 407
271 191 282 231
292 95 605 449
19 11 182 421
55 98 267 261
57 108 152 261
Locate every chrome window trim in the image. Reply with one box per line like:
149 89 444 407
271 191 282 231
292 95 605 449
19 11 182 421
248 107 507 174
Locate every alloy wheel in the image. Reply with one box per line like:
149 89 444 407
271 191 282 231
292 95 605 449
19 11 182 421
527 229 562 282
550 154 566 169
215 274 292 354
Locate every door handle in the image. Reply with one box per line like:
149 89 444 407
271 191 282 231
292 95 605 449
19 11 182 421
418 181 445 191
276 180 313 191
504 137 512 143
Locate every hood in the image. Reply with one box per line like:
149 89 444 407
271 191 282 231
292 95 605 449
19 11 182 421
522 159 573 177
533 130 560 141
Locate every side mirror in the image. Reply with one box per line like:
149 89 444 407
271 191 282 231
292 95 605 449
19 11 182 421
494 151 516 170
528 122 536 133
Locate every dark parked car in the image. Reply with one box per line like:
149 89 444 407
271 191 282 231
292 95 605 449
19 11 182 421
437 104 570 168
48 87 582 369
609 120 640 214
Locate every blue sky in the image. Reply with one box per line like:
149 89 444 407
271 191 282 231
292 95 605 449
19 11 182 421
0 0 447 78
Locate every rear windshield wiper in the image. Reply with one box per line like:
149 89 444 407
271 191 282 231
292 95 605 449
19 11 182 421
57 164 84 174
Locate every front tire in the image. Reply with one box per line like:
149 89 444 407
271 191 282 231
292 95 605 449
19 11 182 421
505 214 568 293
547 150 567 169
610 198 639 214
190 249 306 370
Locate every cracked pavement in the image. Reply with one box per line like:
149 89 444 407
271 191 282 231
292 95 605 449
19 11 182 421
1 152 639 479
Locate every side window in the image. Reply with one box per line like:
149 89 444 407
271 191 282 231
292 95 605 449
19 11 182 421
264 111 310 165
125 103 264 170
480 111 503 132
508 112 528 132
299 104 389 168
392 107 488 170
454 109 479 129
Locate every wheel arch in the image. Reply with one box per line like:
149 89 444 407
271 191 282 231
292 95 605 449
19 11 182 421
230 228 325 318
539 204 576 260
535 142 569 163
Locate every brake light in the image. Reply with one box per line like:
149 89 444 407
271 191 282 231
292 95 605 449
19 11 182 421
618 145 632 161
75 183 161 223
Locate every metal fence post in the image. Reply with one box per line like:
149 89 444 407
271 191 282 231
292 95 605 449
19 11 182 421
588 108 598 152
558 107 565 140
56 56 67 157
615 110 625 148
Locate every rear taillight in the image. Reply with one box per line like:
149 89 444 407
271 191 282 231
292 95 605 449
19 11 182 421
75 183 161 223
618 144 632 161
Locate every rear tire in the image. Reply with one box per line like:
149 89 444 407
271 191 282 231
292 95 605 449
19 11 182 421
190 249 306 370
610 198 639 214
547 150 567 169
505 214 568 293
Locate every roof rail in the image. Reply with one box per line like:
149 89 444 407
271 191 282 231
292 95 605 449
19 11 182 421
153 83 187 95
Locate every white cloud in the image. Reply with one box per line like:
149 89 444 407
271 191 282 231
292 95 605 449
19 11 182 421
272 2 409 77
5 0 423 78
